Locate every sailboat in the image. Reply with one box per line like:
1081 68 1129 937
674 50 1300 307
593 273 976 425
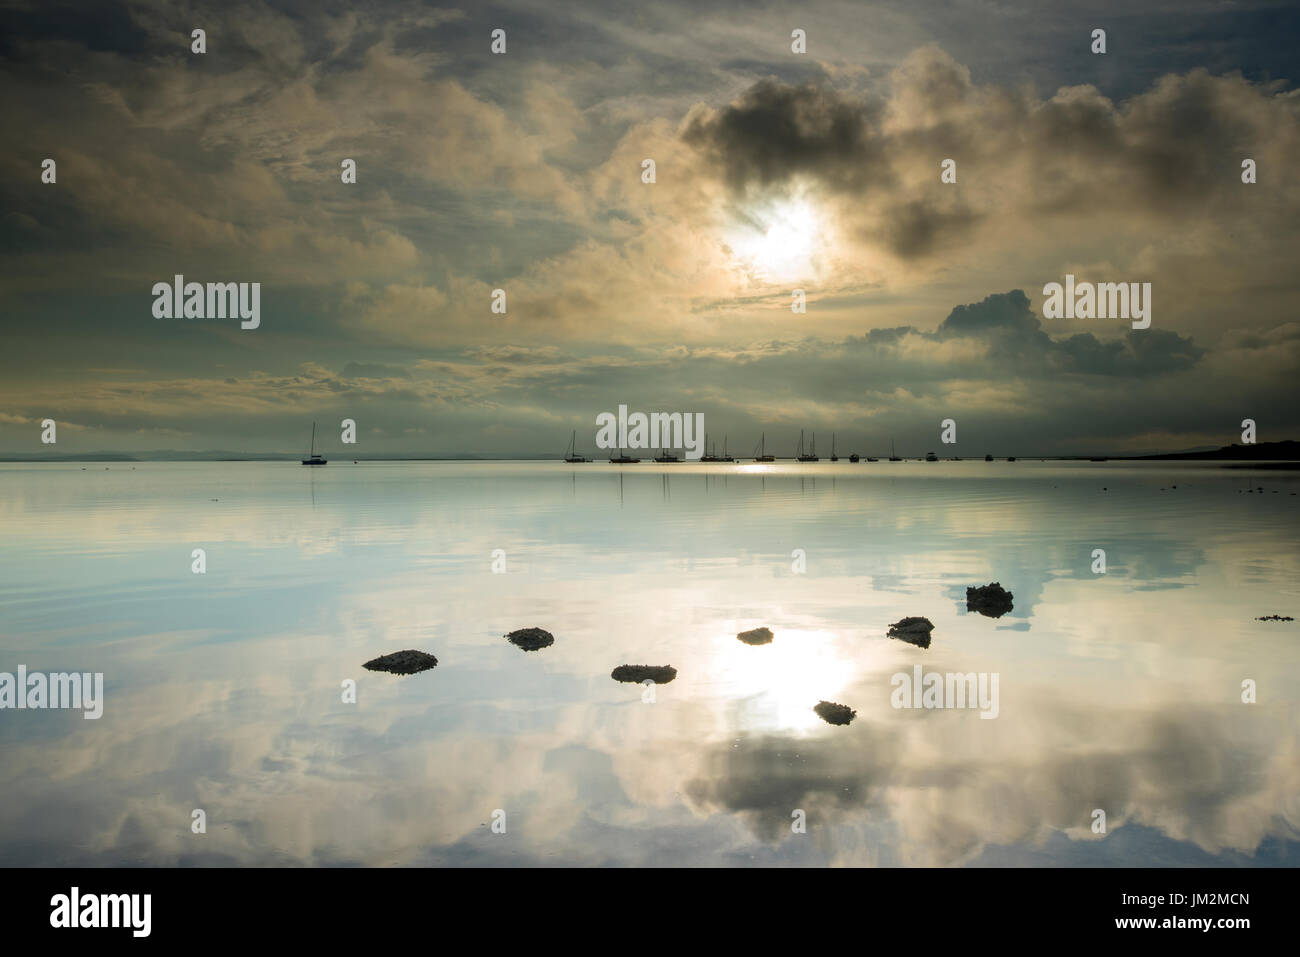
925 451 939 462
610 447 640 464
301 422 327 466
563 430 589 463
700 433 718 463
830 433 839 462
888 440 901 462
796 430 819 462
653 447 680 463
719 434 735 463
753 432 775 462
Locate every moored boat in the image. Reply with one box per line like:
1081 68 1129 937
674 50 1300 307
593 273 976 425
301 422 327 466
796 429 819 462
563 430 590 463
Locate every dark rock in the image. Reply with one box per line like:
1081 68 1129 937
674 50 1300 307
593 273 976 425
611 665 678 684
363 650 438 675
966 582 1014 618
737 626 774 645
1256 614 1294 622
814 700 856 725
506 627 554 651
887 616 934 648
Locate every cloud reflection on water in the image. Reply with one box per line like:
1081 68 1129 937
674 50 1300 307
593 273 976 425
0 461 1296 865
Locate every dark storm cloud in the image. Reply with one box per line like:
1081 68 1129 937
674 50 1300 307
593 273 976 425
681 72 992 258
683 79 888 195
895 290 1205 377
880 198 982 260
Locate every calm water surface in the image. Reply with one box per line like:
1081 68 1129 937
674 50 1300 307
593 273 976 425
1 460 1297 866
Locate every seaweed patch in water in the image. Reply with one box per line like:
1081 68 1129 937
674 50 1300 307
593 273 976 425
966 582 1014 618
887 616 934 649
611 665 677 684
362 650 438 675
814 700 856 725
506 627 555 651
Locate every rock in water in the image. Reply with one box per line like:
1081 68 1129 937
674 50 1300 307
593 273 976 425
737 626 774 645
506 627 555 651
887 616 934 648
966 582 1014 618
1256 614 1294 621
814 700 856 726
611 665 677 684
363 650 438 675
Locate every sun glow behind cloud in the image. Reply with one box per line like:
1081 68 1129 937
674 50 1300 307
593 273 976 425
725 194 828 285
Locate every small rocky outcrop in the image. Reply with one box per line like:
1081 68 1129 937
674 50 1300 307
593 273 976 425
814 700 856 726
966 582 1014 618
1256 614 1294 621
887 616 934 649
737 626 774 645
611 665 678 684
506 627 555 651
363 650 438 674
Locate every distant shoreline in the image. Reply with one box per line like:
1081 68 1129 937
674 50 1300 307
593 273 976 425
3 457 1298 466
2 439 1296 465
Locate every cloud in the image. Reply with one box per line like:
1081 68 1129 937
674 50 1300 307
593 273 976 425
0 288 1228 457
0 5 1295 454
871 289 1206 377
680 48 1300 282
683 78 888 195
684 703 1298 864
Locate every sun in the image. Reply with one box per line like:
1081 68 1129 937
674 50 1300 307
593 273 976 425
726 195 824 283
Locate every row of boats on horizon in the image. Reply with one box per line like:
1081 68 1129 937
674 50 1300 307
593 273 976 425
563 430 1037 464
299 422 1092 466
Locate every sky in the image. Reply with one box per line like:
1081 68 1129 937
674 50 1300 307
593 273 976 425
2 0 1298 457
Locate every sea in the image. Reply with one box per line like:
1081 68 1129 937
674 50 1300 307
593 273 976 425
0 459 1296 865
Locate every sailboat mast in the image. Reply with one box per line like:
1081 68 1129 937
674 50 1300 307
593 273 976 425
310 421 316 457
